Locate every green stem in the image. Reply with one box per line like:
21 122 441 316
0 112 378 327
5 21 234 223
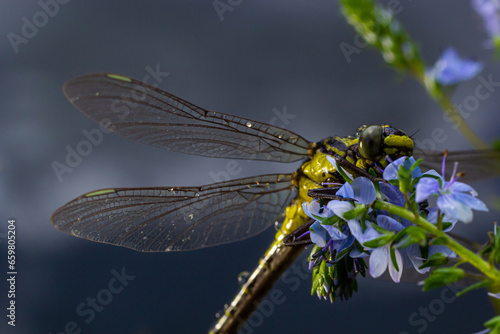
373 200 500 282
489 285 500 315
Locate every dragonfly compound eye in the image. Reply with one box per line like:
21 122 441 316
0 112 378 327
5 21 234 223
359 125 383 161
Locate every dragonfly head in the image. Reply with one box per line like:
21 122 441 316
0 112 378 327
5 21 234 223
356 125 414 164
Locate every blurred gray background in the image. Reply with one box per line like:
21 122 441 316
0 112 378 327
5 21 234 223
1 0 499 333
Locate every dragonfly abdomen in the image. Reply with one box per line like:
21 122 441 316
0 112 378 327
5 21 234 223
208 198 310 334
208 240 305 334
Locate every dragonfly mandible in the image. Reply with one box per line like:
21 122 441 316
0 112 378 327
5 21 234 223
50 73 500 334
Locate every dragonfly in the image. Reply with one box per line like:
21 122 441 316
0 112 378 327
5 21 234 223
50 73 500 334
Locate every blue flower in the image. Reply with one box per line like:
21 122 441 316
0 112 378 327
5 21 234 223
428 47 483 85
344 216 405 282
327 177 376 215
369 244 404 283
309 221 351 248
303 200 354 258
383 156 422 181
472 0 500 43
368 216 409 282
415 159 488 223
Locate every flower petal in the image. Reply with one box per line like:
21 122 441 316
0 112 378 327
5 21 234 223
369 246 389 278
303 199 333 220
448 181 477 196
429 245 456 258
388 248 403 283
423 169 441 178
310 221 329 247
323 224 348 241
379 182 405 206
348 220 382 245
382 158 401 180
336 182 354 199
350 247 369 258
327 200 354 219
472 0 500 38
453 192 489 212
333 235 355 253
403 244 429 274
351 177 376 204
488 292 500 299
437 193 473 223
384 156 422 179
416 177 440 202
377 215 404 232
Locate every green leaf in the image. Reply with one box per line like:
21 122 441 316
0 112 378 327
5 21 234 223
321 215 341 226
398 163 412 193
485 316 500 330
308 245 321 261
395 226 427 247
422 267 465 291
419 252 448 269
343 205 367 220
363 234 393 248
410 158 423 172
422 173 443 187
390 246 400 272
388 179 399 187
371 223 392 235
430 236 448 246
441 222 452 230
456 280 490 297
494 225 500 246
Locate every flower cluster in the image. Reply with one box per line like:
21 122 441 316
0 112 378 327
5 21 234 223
303 154 488 302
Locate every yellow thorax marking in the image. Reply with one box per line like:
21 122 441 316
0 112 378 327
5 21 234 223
384 134 414 150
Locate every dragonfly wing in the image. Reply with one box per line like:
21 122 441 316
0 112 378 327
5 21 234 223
50 174 297 252
63 73 311 162
413 149 500 181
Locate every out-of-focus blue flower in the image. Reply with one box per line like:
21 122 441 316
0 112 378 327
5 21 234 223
415 160 488 223
427 47 483 85
472 0 500 43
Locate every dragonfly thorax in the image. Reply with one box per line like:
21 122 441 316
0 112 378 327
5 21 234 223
301 124 414 185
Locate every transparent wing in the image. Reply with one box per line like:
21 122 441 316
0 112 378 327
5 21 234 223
63 73 311 162
413 149 500 181
50 174 297 252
